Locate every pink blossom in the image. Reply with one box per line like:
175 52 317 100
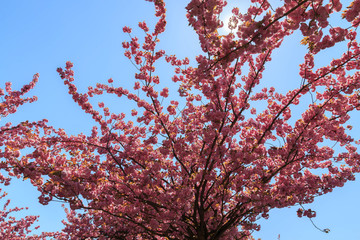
122 26 132 33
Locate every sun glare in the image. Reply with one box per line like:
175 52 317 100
219 13 234 34
218 1 251 35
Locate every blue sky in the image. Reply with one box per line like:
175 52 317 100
1 0 360 239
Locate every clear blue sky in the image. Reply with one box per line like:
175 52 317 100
1 1 360 239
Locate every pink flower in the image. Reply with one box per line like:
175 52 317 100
167 105 176 115
122 26 132 33
160 87 169 97
131 109 138 116
138 21 149 32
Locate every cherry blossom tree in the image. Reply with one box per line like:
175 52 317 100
3 0 360 239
